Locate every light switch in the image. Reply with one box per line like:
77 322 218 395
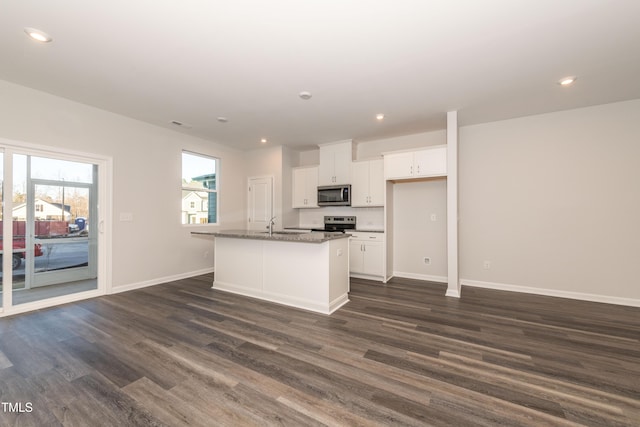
119 212 134 222
430 213 437 221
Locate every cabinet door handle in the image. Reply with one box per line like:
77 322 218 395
410 165 413 175
417 165 420 174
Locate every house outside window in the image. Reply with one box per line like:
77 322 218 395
181 151 218 225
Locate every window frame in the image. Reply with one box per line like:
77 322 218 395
181 150 219 226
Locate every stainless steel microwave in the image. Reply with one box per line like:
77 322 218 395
317 185 351 206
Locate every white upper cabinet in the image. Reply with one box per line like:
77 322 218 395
292 166 318 208
383 152 413 180
351 159 384 207
384 145 447 180
318 140 352 185
414 146 447 177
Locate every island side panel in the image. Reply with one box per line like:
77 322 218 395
214 237 264 293
328 238 350 312
263 240 330 313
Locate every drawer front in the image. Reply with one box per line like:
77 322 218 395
350 232 384 242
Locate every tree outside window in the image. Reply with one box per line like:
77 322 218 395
181 151 218 225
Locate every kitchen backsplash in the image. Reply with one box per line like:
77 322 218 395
298 206 384 230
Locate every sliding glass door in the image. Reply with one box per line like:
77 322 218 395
0 151 3 311
1 150 103 310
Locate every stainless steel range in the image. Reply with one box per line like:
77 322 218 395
313 216 356 233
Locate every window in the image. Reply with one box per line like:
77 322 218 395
182 151 218 224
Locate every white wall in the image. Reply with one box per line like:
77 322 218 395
0 79 246 290
392 179 447 281
459 99 640 303
297 149 319 166
245 146 282 228
244 146 300 230
281 146 298 228
356 130 446 159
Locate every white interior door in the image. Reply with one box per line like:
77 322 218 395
247 176 273 231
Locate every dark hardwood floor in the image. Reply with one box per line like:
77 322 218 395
0 274 639 426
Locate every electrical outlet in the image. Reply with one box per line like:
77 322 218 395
483 260 491 270
430 213 437 221
423 257 431 265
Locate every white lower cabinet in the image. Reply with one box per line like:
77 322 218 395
349 232 384 280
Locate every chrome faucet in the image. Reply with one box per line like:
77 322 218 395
267 216 276 236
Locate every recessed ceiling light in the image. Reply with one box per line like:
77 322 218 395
24 27 52 43
217 117 228 123
376 113 385 121
260 138 267 144
298 91 312 100
558 76 577 86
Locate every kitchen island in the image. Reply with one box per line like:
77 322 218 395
192 230 350 314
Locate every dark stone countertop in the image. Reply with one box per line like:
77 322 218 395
191 229 351 244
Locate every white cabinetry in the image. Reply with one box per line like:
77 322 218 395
384 145 447 180
349 232 384 279
319 140 352 185
292 166 318 208
351 159 384 207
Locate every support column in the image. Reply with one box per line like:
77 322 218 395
446 111 460 298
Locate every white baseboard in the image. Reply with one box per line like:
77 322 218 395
110 267 215 295
461 279 640 308
445 288 460 298
350 273 385 282
393 271 448 284
212 280 344 315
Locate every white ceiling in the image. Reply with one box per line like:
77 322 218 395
1 0 639 151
